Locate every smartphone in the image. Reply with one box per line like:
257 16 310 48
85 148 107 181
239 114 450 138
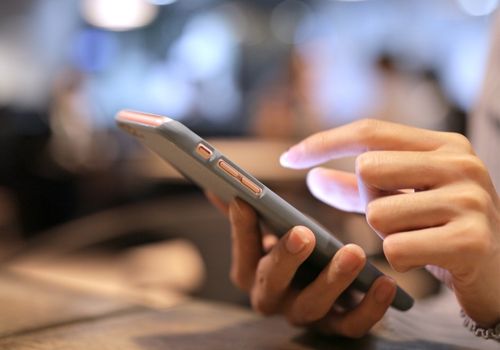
116 110 414 311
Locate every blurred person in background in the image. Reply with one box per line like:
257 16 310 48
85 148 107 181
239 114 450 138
370 55 465 133
49 66 116 172
251 51 323 139
210 9 500 344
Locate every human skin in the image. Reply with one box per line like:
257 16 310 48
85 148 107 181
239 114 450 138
206 194 397 338
208 118 500 336
281 119 500 328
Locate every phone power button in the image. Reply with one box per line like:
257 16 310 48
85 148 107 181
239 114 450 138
196 144 213 160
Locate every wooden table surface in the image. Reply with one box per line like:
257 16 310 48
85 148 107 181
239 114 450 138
0 268 496 350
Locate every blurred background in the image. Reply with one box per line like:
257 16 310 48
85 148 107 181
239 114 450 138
0 0 497 308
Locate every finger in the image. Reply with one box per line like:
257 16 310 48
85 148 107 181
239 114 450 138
228 199 264 291
382 226 450 273
262 233 279 253
205 191 229 216
306 168 364 213
382 218 488 274
315 276 396 338
280 119 464 169
285 244 366 325
365 189 457 237
259 222 280 252
355 151 494 192
251 226 315 315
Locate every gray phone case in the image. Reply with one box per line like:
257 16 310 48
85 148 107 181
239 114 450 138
116 110 414 311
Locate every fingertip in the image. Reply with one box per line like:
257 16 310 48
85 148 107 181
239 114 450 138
229 198 256 223
306 167 326 197
279 145 304 169
286 226 315 254
293 226 316 246
279 151 292 168
206 192 229 216
306 167 323 186
306 168 364 214
373 276 397 305
343 244 366 261
333 244 366 276
307 166 324 177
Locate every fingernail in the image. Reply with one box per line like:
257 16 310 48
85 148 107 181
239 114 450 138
335 246 363 274
286 227 311 254
279 151 291 167
374 278 396 304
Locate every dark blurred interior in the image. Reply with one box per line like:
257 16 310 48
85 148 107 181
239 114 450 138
0 0 497 308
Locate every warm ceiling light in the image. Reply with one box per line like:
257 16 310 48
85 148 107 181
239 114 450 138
81 0 158 31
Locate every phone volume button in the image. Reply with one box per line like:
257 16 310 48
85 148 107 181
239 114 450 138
218 160 240 178
241 177 262 195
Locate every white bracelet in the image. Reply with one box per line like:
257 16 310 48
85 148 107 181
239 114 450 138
460 310 500 341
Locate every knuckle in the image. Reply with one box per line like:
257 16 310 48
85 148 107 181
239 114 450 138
383 239 409 273
354 118 379 141
249 286 277 316
446 132 473 153
284 310 297 326
453 219 492 258
355 152 377 182
303 131 329 155
285 310 306 327
255 260 269 285
250 294 273 316
452 154 488 181
454 187 492 213
366 200 385 233
339 323 367 339
254 258 280 297
287 304 322 326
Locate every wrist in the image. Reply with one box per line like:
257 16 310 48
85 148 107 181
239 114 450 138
461 310 500 341
453 254 500 327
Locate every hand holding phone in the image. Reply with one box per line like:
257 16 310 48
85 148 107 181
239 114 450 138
209 192 402 336
115 110 414 316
